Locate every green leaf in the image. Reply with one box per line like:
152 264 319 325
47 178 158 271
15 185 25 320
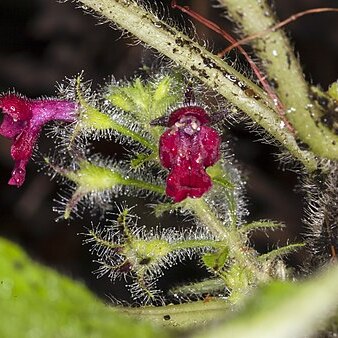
107 75 181 124
206 164 234 189
150 75 182 117
106 75 183 142
328 81 338 100
202 247 229 272
108 89 136 113
0 237 170 338
192 265 338 338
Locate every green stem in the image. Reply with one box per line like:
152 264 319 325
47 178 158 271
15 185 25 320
119 299 228 328
185 199 228 238
75 0 317 170
88 230 121 249
95 116 156 151
218 0 338 159
169 278 226 296
258 243 305 262
124 178 165 195
225 190 237 229
117 208 133 241
185 199 267 282
170 240 225 252
240 221 284 234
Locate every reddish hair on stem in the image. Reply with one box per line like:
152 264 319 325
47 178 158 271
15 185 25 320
218 8 338 57
171 0 294 134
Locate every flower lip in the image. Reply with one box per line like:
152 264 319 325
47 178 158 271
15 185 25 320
167 106 210 127
159 104 221 202
0 94 32 121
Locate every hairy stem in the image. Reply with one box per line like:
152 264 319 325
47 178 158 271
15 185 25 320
217 0 338 159
75 0 317 171
170 239 225 252
186 198 268 283
124 178 165 195
119 299 228 328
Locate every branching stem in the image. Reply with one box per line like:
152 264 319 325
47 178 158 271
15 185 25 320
217 0 338 159
75 0 317 171
186 198 268 283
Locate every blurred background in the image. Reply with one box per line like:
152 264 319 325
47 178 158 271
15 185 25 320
0 0 337 302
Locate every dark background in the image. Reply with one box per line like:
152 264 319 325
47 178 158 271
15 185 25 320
0 0 337 301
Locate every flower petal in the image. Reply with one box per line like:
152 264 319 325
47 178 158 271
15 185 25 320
8 159 28 187
168 106 210 126
0 94 32 121
0 93 77 187
159 129 179 169
30 100 77 127
159 106 221 202
10 125 39 161
166 162 212 202
0 114 25 138
199 126 221 167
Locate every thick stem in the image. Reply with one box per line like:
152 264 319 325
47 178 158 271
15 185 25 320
75 0 317 171
185 198 268 282
185 199 228 238
217 0 338 159
119 299 228 328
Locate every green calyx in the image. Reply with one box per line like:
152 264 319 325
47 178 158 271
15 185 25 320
124 239 171 267
47 158 164 219
63 160 164 195
65 161 123 191
106 75 183 141
107 75 181 122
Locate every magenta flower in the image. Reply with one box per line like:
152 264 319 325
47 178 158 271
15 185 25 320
159 106 221 202
0 93 77 187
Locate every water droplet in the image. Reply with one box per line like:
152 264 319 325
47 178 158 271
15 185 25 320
226 74 237 82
